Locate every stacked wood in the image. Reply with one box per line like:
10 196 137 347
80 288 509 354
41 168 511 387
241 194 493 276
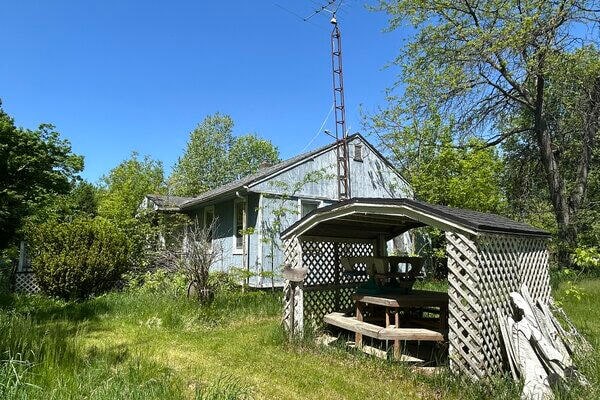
497 285 590 400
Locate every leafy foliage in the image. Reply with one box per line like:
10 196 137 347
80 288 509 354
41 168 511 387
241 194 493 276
29 217 130 299
0 104 83 249
572 247 600 271
373 0 600 265
227 134 279 181
97 152 165 221
170 113 279 196
378 115 505 213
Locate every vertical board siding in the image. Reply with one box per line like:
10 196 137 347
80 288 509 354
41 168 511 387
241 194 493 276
184 137 413 287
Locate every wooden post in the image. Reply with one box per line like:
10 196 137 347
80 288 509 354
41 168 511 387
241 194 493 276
18 241 26 272
355 302 364 349
393 308 401 360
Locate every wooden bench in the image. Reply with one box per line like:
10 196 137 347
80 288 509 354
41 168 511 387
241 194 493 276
324 312 445 342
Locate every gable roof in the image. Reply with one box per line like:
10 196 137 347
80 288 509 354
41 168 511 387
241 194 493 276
281 197 550 239
180 133 407 210
144 194 194 211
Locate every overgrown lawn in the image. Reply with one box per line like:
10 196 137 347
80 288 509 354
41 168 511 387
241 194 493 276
0 279 598 399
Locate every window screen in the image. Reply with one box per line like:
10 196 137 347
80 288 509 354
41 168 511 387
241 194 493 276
300 201 319 218
234 202 245 249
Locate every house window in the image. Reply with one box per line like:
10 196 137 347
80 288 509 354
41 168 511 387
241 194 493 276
233 200 247 253
299 199 320 219
204 206 215 239
353 143 363 161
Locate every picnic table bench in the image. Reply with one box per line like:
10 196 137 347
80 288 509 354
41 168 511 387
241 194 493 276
325 289 448 360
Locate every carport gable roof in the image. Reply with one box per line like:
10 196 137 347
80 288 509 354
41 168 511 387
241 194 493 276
280 198 551 240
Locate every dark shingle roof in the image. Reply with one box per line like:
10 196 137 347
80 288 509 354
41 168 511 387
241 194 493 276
281 197 550 238
146 195 194 209
180 133 367 210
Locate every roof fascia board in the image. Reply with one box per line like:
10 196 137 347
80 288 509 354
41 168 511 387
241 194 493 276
246 144 339 189
181 188 249 211
281 203 477 240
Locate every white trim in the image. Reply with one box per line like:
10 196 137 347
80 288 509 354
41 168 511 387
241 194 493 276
297 198 322 220
257 194 263 274
232 198 248 255
280 202 479 240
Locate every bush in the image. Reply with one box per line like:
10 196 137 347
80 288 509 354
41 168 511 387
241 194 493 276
29 217 130 299
572 246 600 271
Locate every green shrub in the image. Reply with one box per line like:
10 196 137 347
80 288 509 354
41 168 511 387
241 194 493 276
572 246 600 271
124 269 187 297
0 249 15 295
29 217 130 299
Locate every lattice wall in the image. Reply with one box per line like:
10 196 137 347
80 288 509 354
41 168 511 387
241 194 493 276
13 272 40 294
446 232 551 379
282 238 302 334
302 237 373 326
518 238 551 302
284 230 550 380
446 232 484 378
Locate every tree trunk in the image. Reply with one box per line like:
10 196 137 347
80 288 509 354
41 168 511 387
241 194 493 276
532 72 576 268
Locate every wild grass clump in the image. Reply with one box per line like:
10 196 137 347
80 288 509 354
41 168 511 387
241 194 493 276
0 309 188 399
194 375 253 400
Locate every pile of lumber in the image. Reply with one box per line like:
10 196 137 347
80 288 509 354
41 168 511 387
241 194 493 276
498 285 591 400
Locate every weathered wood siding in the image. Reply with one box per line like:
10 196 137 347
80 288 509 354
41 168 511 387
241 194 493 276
187 136 412 287
251 136 411 200
188 193 261 279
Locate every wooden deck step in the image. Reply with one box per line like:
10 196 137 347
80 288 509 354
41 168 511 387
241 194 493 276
324 312 445 342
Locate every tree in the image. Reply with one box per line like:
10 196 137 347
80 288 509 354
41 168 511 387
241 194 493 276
170 113 234 196
378 114 505 213
97 152 165 221
0 104 83 249
170 113 279 196
228 134 280 180
374 0 600 266
26 180 99 225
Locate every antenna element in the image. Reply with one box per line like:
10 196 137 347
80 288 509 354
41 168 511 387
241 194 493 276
330 13 351 200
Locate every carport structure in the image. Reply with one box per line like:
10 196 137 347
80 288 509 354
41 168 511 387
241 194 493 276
280 198 551 379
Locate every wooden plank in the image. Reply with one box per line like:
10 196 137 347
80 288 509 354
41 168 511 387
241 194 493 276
324 312 445 341
496 309 519 380
325 312 382 338
353 291 449 308
380 327 444 341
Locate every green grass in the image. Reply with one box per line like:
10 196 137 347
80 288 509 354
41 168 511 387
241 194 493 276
0 279 598 399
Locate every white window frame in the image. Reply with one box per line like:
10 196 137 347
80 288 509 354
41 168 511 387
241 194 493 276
232 198 247 254
298 198 322 220
353 143 364 161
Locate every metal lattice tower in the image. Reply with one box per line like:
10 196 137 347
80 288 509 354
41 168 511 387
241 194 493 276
330 15 350 200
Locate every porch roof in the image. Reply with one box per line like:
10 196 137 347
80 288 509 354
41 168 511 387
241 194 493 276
280 198 550 240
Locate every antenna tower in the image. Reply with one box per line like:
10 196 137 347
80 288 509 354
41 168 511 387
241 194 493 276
306 1 351 200
330 15 350 200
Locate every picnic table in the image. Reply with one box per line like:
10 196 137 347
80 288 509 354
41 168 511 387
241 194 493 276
353 290 449 359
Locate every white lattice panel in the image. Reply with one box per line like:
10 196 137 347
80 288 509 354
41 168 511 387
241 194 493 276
14 272 40 294
446 232 483 379
302 237 373 287
284 229 551 381
447 232 552 379
518 238 551 302
476 235 522 376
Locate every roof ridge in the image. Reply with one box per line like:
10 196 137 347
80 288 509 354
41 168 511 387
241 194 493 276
180 134 363 209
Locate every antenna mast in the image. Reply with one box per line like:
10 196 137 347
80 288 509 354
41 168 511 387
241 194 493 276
303 0 351 200
330 15 350 200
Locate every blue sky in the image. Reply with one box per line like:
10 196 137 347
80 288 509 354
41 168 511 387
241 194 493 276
0 1 407 182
